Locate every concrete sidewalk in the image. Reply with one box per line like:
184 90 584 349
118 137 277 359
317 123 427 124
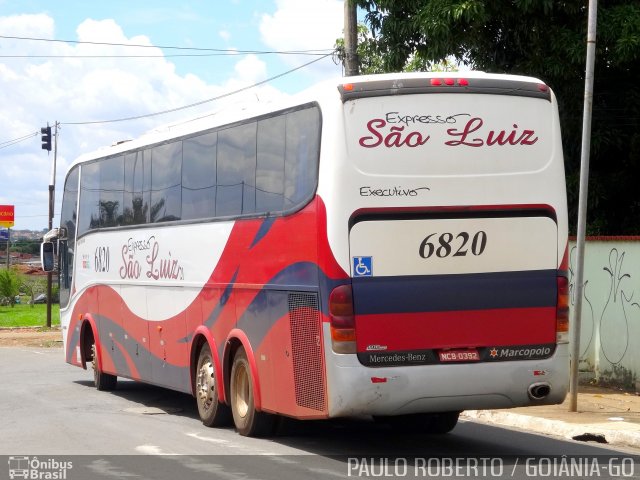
463 386 640 450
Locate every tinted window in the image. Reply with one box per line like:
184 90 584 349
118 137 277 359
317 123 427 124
99 155 124 227
59 166 79 308
216 122 257 217
284 107 321 209
256 116 286 213
182 132 217 220
60 167 79 237
78 161 101 233
143 150 152 222
76 103 320 234
124 151 150 225
151 142 182 222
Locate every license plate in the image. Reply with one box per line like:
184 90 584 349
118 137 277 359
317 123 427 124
438 349 480 362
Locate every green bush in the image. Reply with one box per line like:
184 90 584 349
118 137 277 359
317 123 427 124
0 268 20 307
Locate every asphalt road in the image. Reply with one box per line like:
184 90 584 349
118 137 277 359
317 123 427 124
1 346 639 480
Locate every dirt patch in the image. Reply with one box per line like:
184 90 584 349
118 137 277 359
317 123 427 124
0 327 63 347
11 263 48 276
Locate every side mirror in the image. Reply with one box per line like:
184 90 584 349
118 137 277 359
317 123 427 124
41 241 55 272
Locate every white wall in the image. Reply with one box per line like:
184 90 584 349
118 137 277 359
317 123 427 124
569 239 640 389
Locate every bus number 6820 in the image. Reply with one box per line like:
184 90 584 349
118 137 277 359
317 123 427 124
419 231 487 259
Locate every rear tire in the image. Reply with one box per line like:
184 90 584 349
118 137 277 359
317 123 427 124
230 347 275 437
195 343 232 427
91 343 117 391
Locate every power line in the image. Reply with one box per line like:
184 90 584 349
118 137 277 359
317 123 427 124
0 52 331 58
0 34 334 56
0 131 39 150
62 53 334 126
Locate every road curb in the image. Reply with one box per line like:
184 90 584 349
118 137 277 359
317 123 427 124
462 410 640 450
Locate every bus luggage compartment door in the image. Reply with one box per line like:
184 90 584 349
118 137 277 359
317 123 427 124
348 214 559 367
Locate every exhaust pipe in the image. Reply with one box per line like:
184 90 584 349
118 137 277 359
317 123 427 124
528 382 551 401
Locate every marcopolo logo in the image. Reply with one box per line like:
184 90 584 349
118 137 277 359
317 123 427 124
7 456 73 479
488 345 553 360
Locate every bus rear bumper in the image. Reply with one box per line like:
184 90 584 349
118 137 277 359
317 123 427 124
325 343 569 418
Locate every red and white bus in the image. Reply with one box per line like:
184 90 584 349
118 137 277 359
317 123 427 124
42 72 569 436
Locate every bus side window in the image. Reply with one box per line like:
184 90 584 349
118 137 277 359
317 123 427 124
284 107 321 209
59 240 70 289
59 166 78 308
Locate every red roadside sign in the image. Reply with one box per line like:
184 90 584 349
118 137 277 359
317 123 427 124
0 205 14 228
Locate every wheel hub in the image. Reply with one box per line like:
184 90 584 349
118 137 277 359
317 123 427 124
197 360 214 409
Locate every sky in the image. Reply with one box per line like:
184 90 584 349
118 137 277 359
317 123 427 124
0 0 346 231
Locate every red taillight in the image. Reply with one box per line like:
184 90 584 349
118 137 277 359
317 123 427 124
431 78 468 87
329 284 356 353
329 285 354 318
556 276 569 343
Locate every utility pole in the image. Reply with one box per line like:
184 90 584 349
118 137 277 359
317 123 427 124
570 0 598 412
45 122 59 328
5 228 8 269
344 0 359 76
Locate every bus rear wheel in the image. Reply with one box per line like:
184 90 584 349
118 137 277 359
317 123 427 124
195 343 231 427
230 347 275 437
91 343 117 391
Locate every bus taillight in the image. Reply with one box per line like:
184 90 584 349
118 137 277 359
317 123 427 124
556 276 570 344
430 78 469 86
329 284 356 354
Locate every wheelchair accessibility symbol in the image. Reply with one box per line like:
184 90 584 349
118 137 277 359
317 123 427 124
353 256 373 277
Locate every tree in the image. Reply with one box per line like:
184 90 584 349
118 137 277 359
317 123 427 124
20 275 46 308
0 268 20 307
353 0 640 234
335 24 457 74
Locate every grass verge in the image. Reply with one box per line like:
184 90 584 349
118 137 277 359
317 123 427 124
0 303 61 328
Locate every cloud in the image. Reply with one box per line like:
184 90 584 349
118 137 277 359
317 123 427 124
0 14 283 229
259 0 343 78
260 0 343 51
0 12 54 38
233 54 267 84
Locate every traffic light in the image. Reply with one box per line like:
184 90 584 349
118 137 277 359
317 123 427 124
41 126 52 151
